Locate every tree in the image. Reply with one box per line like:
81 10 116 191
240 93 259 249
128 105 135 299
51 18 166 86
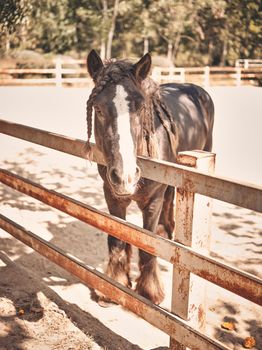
196 1 227 65
149 0 196 61
0 0 32 53
72 0 121 59
225 0 261 62
28 0 76 53
0 0 260 66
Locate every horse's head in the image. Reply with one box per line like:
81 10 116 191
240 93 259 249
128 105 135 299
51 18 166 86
86 50 152 197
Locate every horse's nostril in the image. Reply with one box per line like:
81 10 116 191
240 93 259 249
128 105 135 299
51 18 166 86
135 166 141 178
108 167 122 185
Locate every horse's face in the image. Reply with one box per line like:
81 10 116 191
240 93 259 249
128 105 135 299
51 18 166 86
94 80 143 196
87 50 151 197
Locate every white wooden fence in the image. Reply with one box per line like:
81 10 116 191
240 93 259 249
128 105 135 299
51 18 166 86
235 59 262 68
0 57 262 87
0 119 261 350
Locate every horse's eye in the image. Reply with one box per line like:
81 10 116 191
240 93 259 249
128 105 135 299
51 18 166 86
134 97 143 111
131 94 144 112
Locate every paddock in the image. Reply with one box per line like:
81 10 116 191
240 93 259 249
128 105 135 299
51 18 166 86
0 86 261 349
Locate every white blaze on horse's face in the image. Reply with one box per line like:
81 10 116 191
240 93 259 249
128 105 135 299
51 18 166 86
112 84 138 194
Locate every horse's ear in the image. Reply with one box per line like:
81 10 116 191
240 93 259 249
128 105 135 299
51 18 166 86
133 53 151 81
87 50 104 81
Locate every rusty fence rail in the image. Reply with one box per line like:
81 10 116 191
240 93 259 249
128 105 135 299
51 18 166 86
0 214 228 350
0 168 260 306
1 119 261 212
1 118 262 349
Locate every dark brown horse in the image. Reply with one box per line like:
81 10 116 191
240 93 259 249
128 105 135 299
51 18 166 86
86 50 214 306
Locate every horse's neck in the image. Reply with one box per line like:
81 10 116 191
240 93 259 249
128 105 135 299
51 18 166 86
137 95 178 161
137 98 160 159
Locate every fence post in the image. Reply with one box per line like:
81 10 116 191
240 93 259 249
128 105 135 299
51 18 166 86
180 68 185 83
55 57 62 87
204 66 210 88
236 67 241 86
170 150 215 350
244 59 249 69
151 67 162 83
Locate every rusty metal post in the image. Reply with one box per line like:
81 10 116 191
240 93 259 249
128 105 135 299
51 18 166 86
170 150 216 350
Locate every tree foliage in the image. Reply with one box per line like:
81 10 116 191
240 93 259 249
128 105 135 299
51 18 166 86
0 0 260 65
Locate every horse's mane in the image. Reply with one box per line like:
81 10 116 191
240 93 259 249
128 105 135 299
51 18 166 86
86 59 177 159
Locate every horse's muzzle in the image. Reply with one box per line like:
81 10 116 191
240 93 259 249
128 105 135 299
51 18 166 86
107 166 141 196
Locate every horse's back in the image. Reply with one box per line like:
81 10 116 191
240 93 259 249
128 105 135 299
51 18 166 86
160 83 214 152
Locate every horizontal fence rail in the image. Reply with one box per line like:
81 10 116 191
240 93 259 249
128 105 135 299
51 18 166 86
1 119 261 213
1 118 262 349
235 59 262 68
0 214 229 350
0 168 261 306
0 57 261 86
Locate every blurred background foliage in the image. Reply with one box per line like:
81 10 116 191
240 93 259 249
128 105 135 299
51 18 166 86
0 0 261 66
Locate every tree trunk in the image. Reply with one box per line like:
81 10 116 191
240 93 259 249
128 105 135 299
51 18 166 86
208 41 213 66
100 0 108 60
143 37 149 55
100 41 106 60
220 39 228 66
172 34 181 62
5 34 10 53
106 0 119 59
167 41 173 61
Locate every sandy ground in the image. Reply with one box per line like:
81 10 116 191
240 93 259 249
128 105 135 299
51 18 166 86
0 86 261 350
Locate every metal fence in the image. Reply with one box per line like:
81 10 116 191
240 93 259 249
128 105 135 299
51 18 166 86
0 58 262 87
0 118 261 350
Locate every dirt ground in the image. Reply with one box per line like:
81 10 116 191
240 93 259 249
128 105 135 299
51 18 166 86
0 86 261 350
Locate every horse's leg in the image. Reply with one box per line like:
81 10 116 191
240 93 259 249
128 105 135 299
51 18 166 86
156 185 175 240
103 182 132 293
136 184 167 304
96 182 131 307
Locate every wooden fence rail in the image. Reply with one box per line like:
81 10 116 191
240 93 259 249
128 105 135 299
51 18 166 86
1 118 262 349
0 57 262 87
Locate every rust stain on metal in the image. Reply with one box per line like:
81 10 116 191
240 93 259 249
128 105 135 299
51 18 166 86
183 177 196 192
0 169 157 258
1 118 262 212
1 169 261 307
170 248 180 265
1 205 231 349
198 305 205 329
197 268 261 306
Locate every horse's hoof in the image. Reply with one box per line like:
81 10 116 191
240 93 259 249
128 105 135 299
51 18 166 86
96 291 117 307
156 224 169 239
135 281 165 305
135 268 165 305
98 298 116 308
156 224 174 240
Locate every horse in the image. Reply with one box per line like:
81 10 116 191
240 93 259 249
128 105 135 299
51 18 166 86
86 49 214 306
